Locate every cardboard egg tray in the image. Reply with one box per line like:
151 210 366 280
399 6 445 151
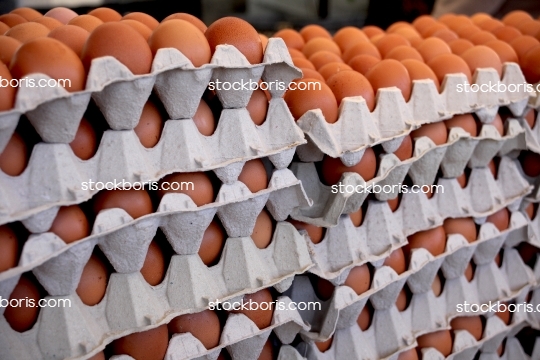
478 336 540 360
294 64 532 164
0 220 313 360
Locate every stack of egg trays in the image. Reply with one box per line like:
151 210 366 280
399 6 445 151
0 38 320 360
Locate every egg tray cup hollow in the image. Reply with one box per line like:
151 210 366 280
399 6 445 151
512 155 540 203
0 167 311 290
294 63 532 164
290 125 531 228
512 109 540 155
0 37 301 153
479 336 540 360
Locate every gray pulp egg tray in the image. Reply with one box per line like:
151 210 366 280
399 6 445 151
0 38 306 226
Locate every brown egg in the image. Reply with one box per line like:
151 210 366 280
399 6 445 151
140 240 165 286
0 21 9 35
407 226 446 257
488 159 497 178
112 325 169 360
411 121 448 145
333 26 368 52
321 148 377 185
318 62 352 80
484 40 519 63
288 47 305 59
343 41 381 63
470 31 497 45
524 109 536 129
387 21 411 32
383 247 406 274
456 172 467 188
299 67 325 82
357 302 373 330
0 132 27 175
522 46 540 83
168 309 221 349
444 113 477 136
5 22 48 42
10 37 86 92
258 339 274 360
0 36 20 65
456 25 482 39
496 303 511 325
68 15 103 33
395 288 408 311
349 207 363 227
385 45 423 62
302 38 341 58
502 10 533 27
432 29 459 43
69 117 97 160
0 14 27 28
149 20 211 67
366 59 412 101
287 219 324 244
205 17 263 64
309 51 344 69
252 209 273 249
432 273 442 296
524 203 536 220
509 35 540 62
422 23 450 38
394 27 422 43
192 99 216 135
122 12 158 30
0 225 18 272
158 172 215 207
247 89 268 125
199 220 225 266
10 7 41 21
326 70 375 109
162 13 207 33
412 15 437 33
4 274 41 332
260 35 269 51
521 151 540 177
87 8 122 23
427 53 472 84
133 100 164 148
443 217 477 242
397 348 418 360
461 45 502 78
314 277 334 300
492 26 522 42
121 19 152 41
284 78 338 123
375 34 410 58
76 253 109 306
48 25 89 57
274 28 304 50
237 159 268 193
299 24 332 42
451 316 483 340
348 54 380 75
315 337 333 353
388 196 400 212
94 189 153 219
344 264 371 295
471 13 492 26
49 205 89 243
362 25 385 38
448 38 475 56
401 59 440 90
44 7 78 25
82 22 153 75
417 38 452 63
462 262 473 282
293 57 315 70
417 330 452 357
231 288 274 328
486 208 510 231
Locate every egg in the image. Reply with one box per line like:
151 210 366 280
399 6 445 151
375 34 410 58
432 29 458 43
484 40 519 63
343 41 381 63
149 20 211 67
492 26 522 42
518 20 540 37
87 7 122 23
284 78 338 123
168 309 221 349
383 247 406 274
314 276 334 300
258 340 274 360
10 37 86 92
417 330 452 357
299 24 332 42
0 14 27 28
274 29 305 50
401 59 440 90
524 109 536 129
44 7 78 25
47 25 89 57
140 240 165 286
0 36 20 65
10 7 41 21
385 45 423 62
76 252 109 306
428 53 473 84
443 217 477 242
288 47 305 59
412 15 437 33
121 19 152 41
470 31 498 45
486 208 510 231
395 288 408 311
503 10 533 27
4 274 41 332
522 45 540 83
69 117 97 160
237 159 268 193
387 21 412 32
82 22 153 75
357 302 373 330
411 121 448 145
495 303 511 324
333 26 368 52
293 57 315 70
192 99 216 136
315 337 333 353
0 132 27 175
432 273 442 296
246 89 268 125
205 17 263 64
231 288 274 328
158 172 215 207
48 205 89 243
68 15 103 32
406 226 446 257
0 22 10 35
417 38 452 63
0 225 18 272
509 35 540 62
451 315 483 340
521 151 540 177
309 51 344 69
488 159 498 178
422 23 449 38
348 54 380 75
0 60 17 110
112 325 169 360
344 264 371 295
94 189 153 219
318 62 352 80
471 13 492 26
303 38 341 59
394 27 422 43
326 70 375 109
448 38 474 55
388 196 400 212
444 113 477 136
397 348 418 360
5 22 49 43
366 59 412 101
259 34 268 51
456 172 467 188
362 25 385 38
162 13 207 33
199 220 225 266
478 18 505 32
456 24 482 39
464 262 474 281
122 12 158 30
298 68 323 82
524 203 536 220
461 45 502 78
133 100 164 148
251 209 273 249
288 219 324 244
321 148 377 185
349 208 363 227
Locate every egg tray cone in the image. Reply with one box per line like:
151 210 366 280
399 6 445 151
0 167 311 288
0 38 301 151
294 63 532 163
